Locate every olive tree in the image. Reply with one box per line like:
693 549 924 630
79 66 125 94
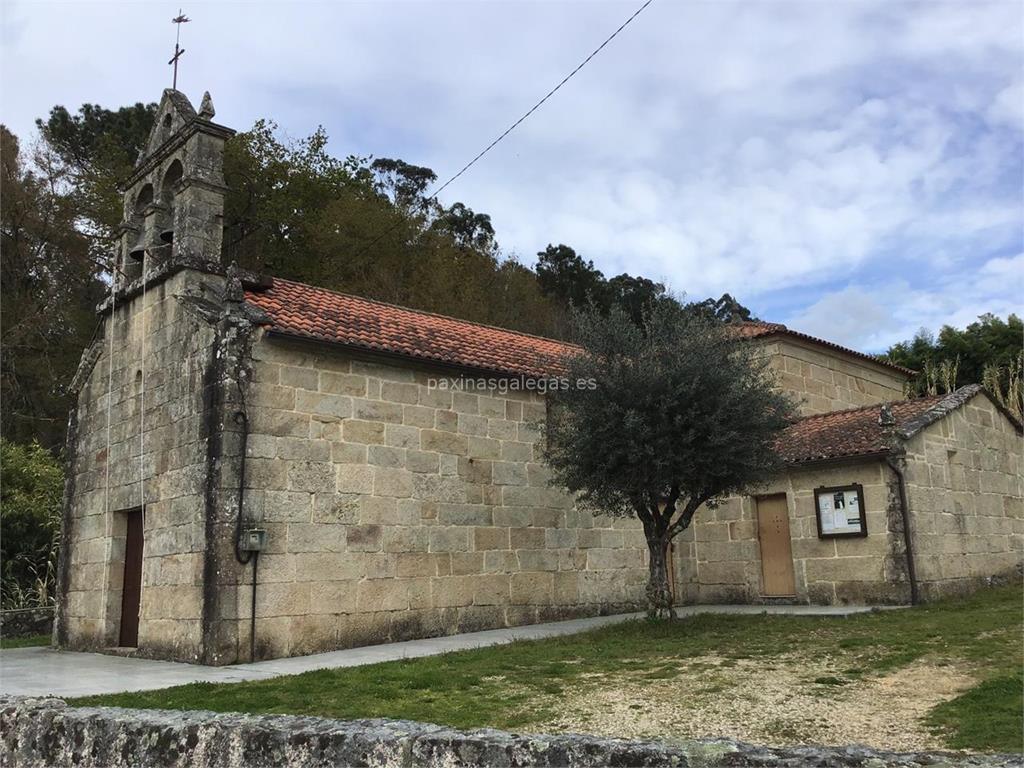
544 305 796 618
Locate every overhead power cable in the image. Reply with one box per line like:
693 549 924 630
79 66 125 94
431 0 655 200
354 0 656 257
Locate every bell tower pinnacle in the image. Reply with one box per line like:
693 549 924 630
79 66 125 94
115 89 235 285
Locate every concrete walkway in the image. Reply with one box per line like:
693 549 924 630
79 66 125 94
1 604 884 698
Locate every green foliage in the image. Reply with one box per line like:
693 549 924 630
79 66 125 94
535 243 671 326
546 304 795 520
0 633 51 649
370 157 437 214
36 102 157 258
0 439 63 608
545 304 795 616
605 273 675 327
0 126 106 449
927 673 1024 753
686 292 755 323
983 352 1023 421
74 583 1022 753
222 121 567 337
535 243 753 327
222 120 370 279
37 102 155 169
536 243 610 309
430 202 496 254
884 314 1023 398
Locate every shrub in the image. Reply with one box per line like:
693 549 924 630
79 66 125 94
1 439 63 608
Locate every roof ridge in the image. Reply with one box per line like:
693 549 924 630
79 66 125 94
745 322 915 376
737 320 786 329
790 392 949 424
897 384 984 439
776 384 1019 466
265 277 580 349
248 277 914 380
791 400 890 423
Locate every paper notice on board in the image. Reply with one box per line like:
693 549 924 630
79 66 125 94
818 489 864 535
818 496 832 532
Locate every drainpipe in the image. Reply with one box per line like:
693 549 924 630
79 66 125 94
880 404 919 606
232 406 258 662
225 264 259 663
887 458 919 605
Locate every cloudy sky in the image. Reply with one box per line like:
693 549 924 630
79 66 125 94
2 1 1022 351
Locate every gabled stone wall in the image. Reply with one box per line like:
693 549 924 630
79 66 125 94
902 395 1023 597
758 338 908 416
59 270 224 661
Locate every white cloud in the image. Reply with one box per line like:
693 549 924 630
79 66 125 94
1 0 1021 347
988 80 1024 131
788 253 1024 352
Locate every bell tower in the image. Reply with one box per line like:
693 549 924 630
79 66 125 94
116 89 234 284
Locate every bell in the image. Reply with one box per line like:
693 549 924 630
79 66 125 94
159 226 174 244
128 237 147 261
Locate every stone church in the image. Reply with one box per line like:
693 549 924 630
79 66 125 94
56 89 1023 665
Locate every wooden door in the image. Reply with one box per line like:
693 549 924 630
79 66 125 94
756 494 796 596
118 508 144 647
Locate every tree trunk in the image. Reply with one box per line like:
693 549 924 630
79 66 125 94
645 536 675 620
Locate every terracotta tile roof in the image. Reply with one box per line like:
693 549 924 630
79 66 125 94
776 388 982 465
731 321 788 338
243 279 910 380
244 278 578 378
731 321 914 376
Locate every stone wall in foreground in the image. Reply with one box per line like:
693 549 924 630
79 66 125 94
1 696 1016 768
0 607 54 639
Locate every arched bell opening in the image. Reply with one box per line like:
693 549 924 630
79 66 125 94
160 113 173 143
159 160 184 244
127 184 154 261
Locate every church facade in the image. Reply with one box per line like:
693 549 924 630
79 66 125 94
56 90 1022 665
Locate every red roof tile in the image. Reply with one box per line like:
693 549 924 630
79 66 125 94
244 280 911 380
731 321 914 376
245 278 578 378
731 321 788 338
777 393 952 465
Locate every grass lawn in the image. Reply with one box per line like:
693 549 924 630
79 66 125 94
0 633 50 649
73 583 1022 753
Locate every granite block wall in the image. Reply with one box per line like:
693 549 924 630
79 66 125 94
60 270 225 661
8 696 1017 768
673 461 910 606
901 395 1023 598
59 269 1019 666
758 338 908 416
232 335 648 659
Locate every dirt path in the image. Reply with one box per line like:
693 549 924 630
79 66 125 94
528 655 976 751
